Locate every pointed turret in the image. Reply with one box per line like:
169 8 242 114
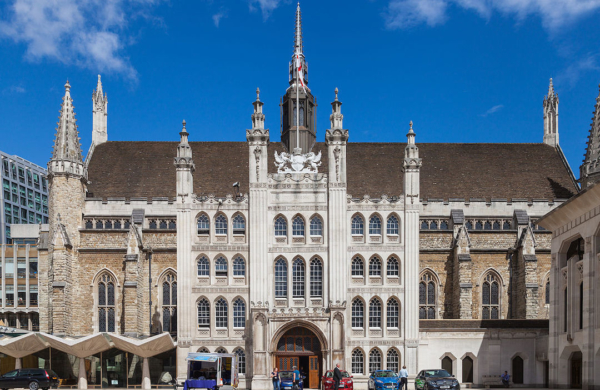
92 75 108 146
247 88 270 183
580 83 600 188
48 80 87 179
281 2 317 154
252 88 265 130
326 88 349 184
543 78 559 147
174 120 195 202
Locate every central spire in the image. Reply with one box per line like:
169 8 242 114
294 2 303 55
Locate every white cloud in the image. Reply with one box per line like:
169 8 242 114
480 104 504 117
3 85 26 94
249 0 284 21
213 11 226 27
385 0 600 32
558 53 600 88
0 0 162 81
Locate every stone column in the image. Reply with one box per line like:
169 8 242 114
15 357 21 369
78 358 88 389
142 357 151 389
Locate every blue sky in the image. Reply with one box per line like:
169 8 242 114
1 0 599 180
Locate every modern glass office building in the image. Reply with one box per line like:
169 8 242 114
0 151 49 244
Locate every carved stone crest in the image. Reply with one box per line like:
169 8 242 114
274 148 322 173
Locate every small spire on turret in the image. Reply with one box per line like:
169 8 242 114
252 88 265 130
295 2 302 54
334 87 339 101
543 78 559 147
256 88 261 102
330 88 343 130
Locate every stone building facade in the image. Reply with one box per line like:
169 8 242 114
19 5 587 389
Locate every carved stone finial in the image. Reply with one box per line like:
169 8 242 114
182 119 186 129
65 80 71 92
256 88 260 101
335 87 338 101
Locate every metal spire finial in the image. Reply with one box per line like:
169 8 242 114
182 119 186 130
335 87 339 101
409 121 414 133
256 88 260 101
295 2 302 54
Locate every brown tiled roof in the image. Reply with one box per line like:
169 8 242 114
86 141 578 200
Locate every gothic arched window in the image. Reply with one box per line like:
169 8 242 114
292 258 305 298
369 215 382 235
482 273 500 319
387 349 399 373
419 272 436 319
197 214 209 235
162 273 177 334
215 298 228 328
98 274 116 332
216 347 227 354
310 216 323 236
387 257 399 277
352 299 364 328
197 298 210 328
387 215 399 235
369 256 382 277
369 349 382 373
275 258 288 297
352 349 364 374
233 257 245 277
275 217 287 237
387 298 399 328
310 258 323 297
197 256 209 277
215 256 228 277
235 348 246 374
369 298 382 328
352 257 364 277
233 214 245 235
351 216 364 235
215 214 228 235
292 216 305 237
233 298 246 328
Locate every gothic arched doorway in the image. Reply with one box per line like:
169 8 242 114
275 327 323 389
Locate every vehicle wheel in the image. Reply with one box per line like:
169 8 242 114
29 382 40 390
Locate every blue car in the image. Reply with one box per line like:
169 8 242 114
279 371 305 390
368 370 400 390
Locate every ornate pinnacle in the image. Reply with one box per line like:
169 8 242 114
65 80 71 92
409 121 414 133
182 119 186 130
256 88 260 102
295 2 302 54
335 87 339 101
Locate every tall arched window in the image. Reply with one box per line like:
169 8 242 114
235 348 246 374
369 256 381 276
215 256 228 277
98 274 116 332
545 279 550 305
512 356 524 384
197 215 209 235
215 298 228 328
310 216 323 236
292 258 305 298
387 215 399 235
369 216 382 235
351 216 364 235
387 257 399 277
162 273 177 334
387 298 399 328
352 257 364 277
352 299 364 328
369 299 382 328
419 272 436 319
369 349 382 372
482 273 500 319
233 215 245 235
233 298 245 328
310 258 323 297
292 216 305 237
233 257 245 277
215 215 228 235
275 259 288 298
197 256 209 277
197 298 210 328
275 217 287 236
352 349 364 374
387 349 399 373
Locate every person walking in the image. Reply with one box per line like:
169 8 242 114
292 366 301 390
501 371 510 388
333 363 343 390
399 365 408 390
271 367 280 390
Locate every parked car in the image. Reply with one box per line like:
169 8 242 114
415 369 459 390
368 370 400 390
0 368 59 390
279 371 305 390
322 369 353 390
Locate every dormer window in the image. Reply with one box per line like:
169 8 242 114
233 215 246 235
197 215 209 235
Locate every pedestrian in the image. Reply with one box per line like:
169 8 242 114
399 365 408 390
271 367 280 390
333 363 343 390
292 366 301 390
501 371 510 388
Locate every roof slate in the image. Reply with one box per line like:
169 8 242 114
86 141 578 201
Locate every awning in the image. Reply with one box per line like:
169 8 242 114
0 333 48 358
108 333 176 358
39 333 111 358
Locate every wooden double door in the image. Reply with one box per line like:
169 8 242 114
277 356 319 389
